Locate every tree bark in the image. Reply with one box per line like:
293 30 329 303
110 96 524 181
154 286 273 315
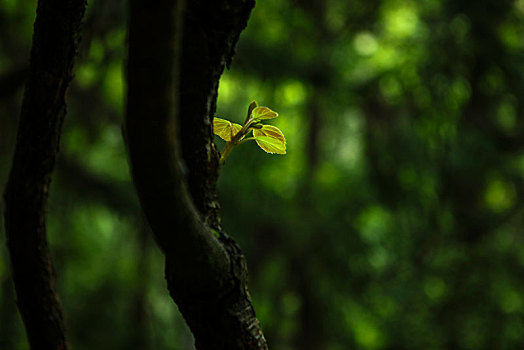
3 0 87 349
125 0 267 349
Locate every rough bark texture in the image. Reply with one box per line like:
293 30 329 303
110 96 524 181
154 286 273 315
3 0 87 349
125 0 266 349
179 0 255 227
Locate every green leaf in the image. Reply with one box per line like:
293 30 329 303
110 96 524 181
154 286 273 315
214 117 242 141
253 125 286 154
232 123 242 138
252 106 278 120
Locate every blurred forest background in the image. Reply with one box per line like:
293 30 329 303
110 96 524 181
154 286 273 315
2 0 524 349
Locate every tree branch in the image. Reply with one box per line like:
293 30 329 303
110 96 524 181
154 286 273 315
179 0 257 225
125 0 230 292
3 0 87 348
125 0 267 349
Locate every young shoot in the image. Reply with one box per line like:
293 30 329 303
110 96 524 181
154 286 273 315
214 101 286 164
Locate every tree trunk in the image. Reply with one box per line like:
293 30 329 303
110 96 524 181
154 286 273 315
3 0 87 349
125 0 267 349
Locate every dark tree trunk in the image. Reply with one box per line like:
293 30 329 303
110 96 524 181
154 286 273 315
2 0 87 349
125 0 267 349
178 0 255 226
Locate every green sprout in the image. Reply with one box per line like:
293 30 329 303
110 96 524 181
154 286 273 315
214 101 286 164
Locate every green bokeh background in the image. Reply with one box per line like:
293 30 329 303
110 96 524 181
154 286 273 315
2 0 524 349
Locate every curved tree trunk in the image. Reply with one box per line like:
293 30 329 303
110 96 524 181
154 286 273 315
3 0 87 348
125 0 267 349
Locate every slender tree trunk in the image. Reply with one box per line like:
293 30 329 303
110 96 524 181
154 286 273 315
125 0 267 349
3 0 87 348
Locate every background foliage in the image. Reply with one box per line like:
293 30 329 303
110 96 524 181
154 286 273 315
2 0 524 349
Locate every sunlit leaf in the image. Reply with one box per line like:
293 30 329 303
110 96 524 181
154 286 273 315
213 118 233 141
232 123 243 138
213 117 242 141
253 125 286 154
254 124 286 141
252 106 278 120
253 136 287 154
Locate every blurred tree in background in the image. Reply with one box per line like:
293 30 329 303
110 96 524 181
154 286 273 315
2 0 524 349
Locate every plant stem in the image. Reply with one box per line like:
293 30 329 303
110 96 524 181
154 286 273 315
219 118 258 164
237 137 256 145
220 141 235 164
